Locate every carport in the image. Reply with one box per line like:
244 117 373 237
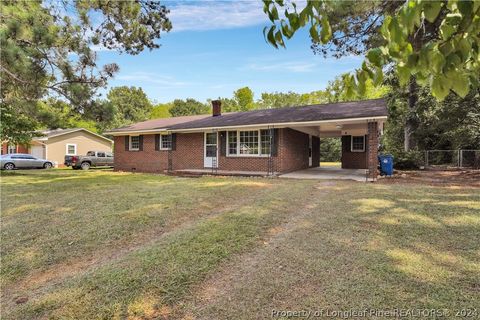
282 117 384 181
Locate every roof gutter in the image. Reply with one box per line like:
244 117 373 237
106 116 387 136
33 128 114 143
105 128 170 136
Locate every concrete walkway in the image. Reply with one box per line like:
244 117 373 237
279 166 367 182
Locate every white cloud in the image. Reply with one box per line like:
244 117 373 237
116 72 191 87
247 61 317 73
168 1 267 31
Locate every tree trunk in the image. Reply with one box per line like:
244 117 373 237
404 76 418 151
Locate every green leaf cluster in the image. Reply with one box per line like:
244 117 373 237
262 0 480 101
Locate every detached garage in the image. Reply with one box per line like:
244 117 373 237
1 128 113 167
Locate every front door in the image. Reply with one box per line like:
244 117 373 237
204 132 218 168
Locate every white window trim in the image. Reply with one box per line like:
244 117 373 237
159 134 172 150
129 135 140 151
226 130 272 157
7 144 16 154
65 143 77 155
351 135 365 152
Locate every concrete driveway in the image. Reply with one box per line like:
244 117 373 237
279 166 367 182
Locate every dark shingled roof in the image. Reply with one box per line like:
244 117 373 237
106 99 387 133
107 114 210 133
169 98 387 130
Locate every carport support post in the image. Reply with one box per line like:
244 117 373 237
367 121 379 181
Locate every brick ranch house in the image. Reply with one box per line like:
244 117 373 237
106 98 387 180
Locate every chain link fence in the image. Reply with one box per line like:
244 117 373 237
425 150 480 169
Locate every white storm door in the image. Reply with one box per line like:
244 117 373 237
204 132 218 168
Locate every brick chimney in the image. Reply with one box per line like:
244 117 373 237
212 100 221 117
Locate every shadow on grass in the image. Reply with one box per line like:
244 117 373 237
189 182 480 319
343 184 479 308
4 182 309 320
1 171 310 320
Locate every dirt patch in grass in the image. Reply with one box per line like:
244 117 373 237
380 169 480 187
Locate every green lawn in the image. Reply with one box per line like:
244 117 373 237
319 161 341 167
1 170 479 319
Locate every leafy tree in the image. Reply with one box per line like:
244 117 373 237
257 76 389 109
218 98 239 112
263 0 480 150
150 103 172 119
36 99 100 132
1 0 171 143
35 100 73 130
259 91 311 108
323 77 390 103
83 100 116 126
383 75 480 153
169 99 209 117
107 86 153 126
320 138 341 162
0 104 38 143
234 87 255 111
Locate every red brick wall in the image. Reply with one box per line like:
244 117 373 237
17 144 29 153
1 143 29 154
278 128 310 172
341 135 367 169
114 135 166 173
113 128 312 174
113 133 204 173
367 121 379 180
218 154 272 172
173 133 204 170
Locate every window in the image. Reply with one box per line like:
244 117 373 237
351 136 365 152
260 130 273 155
66 144 76 155
227 130 273 157
86 151 96 156
129 136 140 151
7 144 16 154
160 134 172 150
97 152 106 157
228 131 237 155
239 131 258 155
106 152 113 158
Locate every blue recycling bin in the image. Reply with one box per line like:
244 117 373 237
378 154 394 176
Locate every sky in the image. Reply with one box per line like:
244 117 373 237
97 1 364 103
